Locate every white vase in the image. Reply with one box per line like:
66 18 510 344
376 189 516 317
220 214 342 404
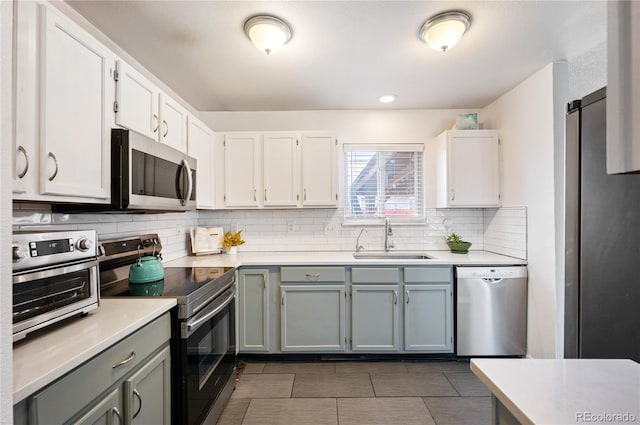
227 246 238 255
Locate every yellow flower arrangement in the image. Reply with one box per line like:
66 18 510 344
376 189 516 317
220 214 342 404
223 230 245 250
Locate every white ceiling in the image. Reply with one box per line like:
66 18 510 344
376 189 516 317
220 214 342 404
67 1 606 112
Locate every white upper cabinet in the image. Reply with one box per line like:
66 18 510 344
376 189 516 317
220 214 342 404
263 133 298 207
301 133 337 206
14 2 113 202
114 62 188 153
114 60 159 140
187 115 216 209
159 93 188 153
432 130 500 208
222 131 337 209
607 1 640 174
224 133 260 207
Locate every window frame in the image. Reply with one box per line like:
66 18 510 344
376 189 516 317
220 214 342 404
342 143 426 226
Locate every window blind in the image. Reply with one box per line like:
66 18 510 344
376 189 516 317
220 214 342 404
343 145 424 222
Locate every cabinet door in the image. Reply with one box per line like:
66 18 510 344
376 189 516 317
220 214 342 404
404 284 453 352
263 133 298 206
70 388 122 425
115 60 159 140
224 134 260 207
238 269 270 352
301 133 337 206
351 285 400 351
281 285 346 352
123 346 171 425
159 93 188 153
13 0 38 195
40 6 112 199
448 132 500 207
187 116 216 209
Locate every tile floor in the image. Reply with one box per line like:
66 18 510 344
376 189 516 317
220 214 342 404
218 360 491 425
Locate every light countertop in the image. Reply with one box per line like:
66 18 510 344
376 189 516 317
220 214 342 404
471 358 640 425
13 298 176 404
164 250 526 268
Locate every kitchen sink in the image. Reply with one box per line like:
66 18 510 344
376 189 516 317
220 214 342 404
352 252 434 260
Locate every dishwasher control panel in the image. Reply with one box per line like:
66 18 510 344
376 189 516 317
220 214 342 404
456 266 527 279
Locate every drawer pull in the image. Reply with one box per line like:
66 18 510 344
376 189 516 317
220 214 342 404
405 289 410 304
132 389 143 419
393 290 398 305
305 273 320 279
112 351 136 369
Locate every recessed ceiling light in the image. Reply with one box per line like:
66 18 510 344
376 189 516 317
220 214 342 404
379 95 396 104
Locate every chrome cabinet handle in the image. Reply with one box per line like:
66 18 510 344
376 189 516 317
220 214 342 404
281 292 285 306
17 145 29 179
254 189 257 201
153 114 159 133
264 188 267 201
405 289 409 304
132 389 143 419
305 273 320 280
47 152 58 181
162 120 168 138
451 189 455 201
304 188 307 200
112 407 123 424
393 290 398 305
112 351 136 369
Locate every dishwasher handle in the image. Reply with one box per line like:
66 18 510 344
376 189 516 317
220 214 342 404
481 278 505 284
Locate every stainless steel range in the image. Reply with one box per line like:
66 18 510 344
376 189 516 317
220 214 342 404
98 234 236 425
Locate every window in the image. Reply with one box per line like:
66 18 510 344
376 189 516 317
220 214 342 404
343 144 424 223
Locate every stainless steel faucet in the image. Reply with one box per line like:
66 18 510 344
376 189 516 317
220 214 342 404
384 217 394 252
355 228 368 252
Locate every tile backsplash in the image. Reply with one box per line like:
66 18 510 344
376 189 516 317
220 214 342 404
12 204 527 261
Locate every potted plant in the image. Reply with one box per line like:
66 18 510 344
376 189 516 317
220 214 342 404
223 230 245 254
443 232 472 254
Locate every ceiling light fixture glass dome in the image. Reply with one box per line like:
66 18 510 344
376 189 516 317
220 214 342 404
419 11 471 52
244 15 292 55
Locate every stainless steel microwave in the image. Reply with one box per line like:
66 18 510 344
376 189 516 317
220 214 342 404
58 129 196 213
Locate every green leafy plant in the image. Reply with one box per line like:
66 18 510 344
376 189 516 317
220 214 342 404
443 232 463 243
223 230 245 250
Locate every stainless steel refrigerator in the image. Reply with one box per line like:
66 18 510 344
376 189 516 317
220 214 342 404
565 87 640 362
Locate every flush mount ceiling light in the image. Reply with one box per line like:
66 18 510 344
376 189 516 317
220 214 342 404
419 11 471 52
244 15 292 55
378 95 396 104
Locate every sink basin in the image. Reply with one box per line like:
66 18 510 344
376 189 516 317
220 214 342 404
352 252 434 260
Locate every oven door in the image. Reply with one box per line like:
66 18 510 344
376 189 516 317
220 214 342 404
13 259 100 340
177 285 236 425
120 129 197 211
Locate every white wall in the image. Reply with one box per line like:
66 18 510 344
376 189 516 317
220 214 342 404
480 64 563 358
1 2 13 422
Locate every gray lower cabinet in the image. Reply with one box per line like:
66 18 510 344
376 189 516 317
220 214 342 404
238 268 270 352
350 268 401 352
351 285 400 351
19 312 171 425
280 285 346 351
404 267 453 352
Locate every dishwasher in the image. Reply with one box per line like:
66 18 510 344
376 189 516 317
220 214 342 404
456 266 527 356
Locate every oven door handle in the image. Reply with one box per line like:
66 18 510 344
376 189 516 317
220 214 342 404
183 285 236 339
12 259 99 284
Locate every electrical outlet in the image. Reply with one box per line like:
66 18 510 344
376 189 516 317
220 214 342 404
324 223 336 235
287 222 298 232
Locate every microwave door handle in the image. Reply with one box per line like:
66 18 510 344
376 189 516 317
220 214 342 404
181 159 193 206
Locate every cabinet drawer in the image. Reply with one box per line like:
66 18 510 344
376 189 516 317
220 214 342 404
280 267 345 283
404 267 451 283
30 313 170 424
351 268 400 284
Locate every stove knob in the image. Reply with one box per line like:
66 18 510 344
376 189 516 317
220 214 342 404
76 238 92 252
12 244 28 262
